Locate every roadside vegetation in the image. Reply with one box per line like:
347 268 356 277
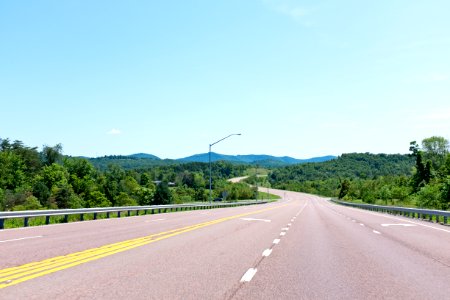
269 136 450 210
0 138 265 211
2 135 448 212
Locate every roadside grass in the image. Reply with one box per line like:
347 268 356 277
256 191 281 201
244 167 270 176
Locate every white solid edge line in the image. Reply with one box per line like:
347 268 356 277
241 268 258 282
341 205 450 234
0 235 43 243
262 249 273 257
273 239 280 244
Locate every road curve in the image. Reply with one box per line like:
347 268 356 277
1 189 449 299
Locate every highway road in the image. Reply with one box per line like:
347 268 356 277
1 189 450 299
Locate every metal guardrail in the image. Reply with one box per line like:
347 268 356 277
0 201 267 230
331 199 450 225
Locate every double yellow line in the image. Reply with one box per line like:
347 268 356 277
0 204 285 289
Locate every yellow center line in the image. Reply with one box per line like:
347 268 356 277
0 204 289 289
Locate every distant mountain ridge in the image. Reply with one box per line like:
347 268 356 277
128 153 160 160
178 153 336 165
87 152 336 169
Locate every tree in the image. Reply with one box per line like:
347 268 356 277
86 191 111 208
412 152 431 191
441 176 450 209
0 151 27 190
114 192 138 206
153 181 172 205
409 141 420 157
422 136 449 170
41 163 69 190
41 144 63 166
0 188 5 210
140 173 151 186
137 185 156 205
338 179 350 199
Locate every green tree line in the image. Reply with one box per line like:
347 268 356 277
0 138 255 211
269 137 450 210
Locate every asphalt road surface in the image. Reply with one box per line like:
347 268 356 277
1 189 449 299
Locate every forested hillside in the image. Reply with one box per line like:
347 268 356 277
269 137 450 210
88 155 171 170
269 153 414 182
2 136 449 211
0 138 254 211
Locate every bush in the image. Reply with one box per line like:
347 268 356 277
416 184 442 209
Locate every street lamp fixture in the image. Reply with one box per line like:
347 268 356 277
209 133 241 203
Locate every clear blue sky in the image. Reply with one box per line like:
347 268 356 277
1 1 449 159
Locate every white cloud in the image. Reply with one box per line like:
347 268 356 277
278 5 308 18
263 0 315 26
107 128 122 135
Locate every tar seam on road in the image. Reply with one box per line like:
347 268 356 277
0 204 288 289
227 201 309 299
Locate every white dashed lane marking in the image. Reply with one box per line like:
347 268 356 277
381 224 416 227
262 249 273 257
145 218 166 222
0 235 43 243
240 218 271 223
241 268 258 282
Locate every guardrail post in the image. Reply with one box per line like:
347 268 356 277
107 212 110 219
80 214 84 221
444 216 448 224
24 217 29 227
118 211 121 218
94 213 97 220
45 216 50 225
127 210 131 217
64 215 68 223
0 218 4 230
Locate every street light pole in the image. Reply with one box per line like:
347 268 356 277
209 133 241 203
